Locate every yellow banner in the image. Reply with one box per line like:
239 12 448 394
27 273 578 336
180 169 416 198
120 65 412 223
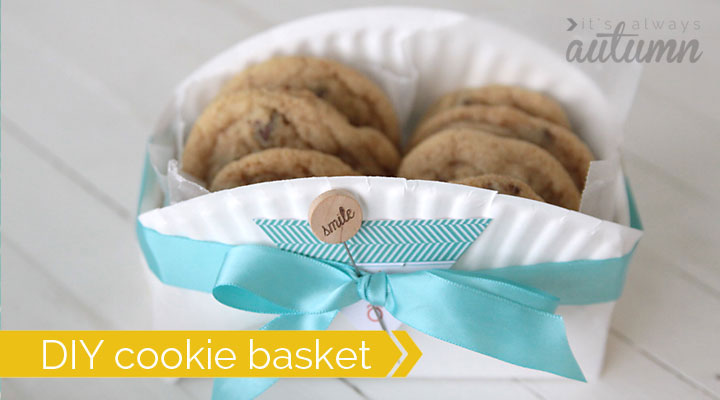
0 331 421 378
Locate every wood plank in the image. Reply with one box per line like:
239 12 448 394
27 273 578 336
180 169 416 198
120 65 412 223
230 0 720 40
1 0 268 214
622 153 720 291
1 129 151 330
624 87 720 202
343 378 539 400
632 19 720 126
522 334 717 400
1 30 148 215
2 0 268 122
1 378 200 400
609 242 720 397
165 377 371 400
0 242 200 399
1 239 110 329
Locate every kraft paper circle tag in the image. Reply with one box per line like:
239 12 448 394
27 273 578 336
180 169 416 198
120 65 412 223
308 189 363 244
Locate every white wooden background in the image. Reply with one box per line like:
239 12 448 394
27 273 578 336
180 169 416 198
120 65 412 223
2 0 719 399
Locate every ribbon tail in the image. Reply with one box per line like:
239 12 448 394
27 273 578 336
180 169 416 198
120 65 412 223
518 316 585 382
213 377 278 400
212 311 338 400
387 273 586 381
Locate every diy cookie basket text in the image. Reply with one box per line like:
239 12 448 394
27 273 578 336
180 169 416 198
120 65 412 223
136 7 643 398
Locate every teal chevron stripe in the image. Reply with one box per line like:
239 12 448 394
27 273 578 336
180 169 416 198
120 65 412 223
273 242 475 263
255 219 490 244
254 218 491 264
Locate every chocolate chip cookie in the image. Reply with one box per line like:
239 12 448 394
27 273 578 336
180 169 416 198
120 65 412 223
422 85 571 129
220 56 401 147
399 129 580 210
451 174 544 202
409 105 592 189
181 88 400 184
210 148 360 191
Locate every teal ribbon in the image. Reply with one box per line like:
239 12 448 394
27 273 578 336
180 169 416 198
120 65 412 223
135 155 642 400
212 245 585 381
137 224 640 399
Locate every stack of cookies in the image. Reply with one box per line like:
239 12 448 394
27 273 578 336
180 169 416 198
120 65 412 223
181 56 592 211
181 56 402 191
399 86 593 210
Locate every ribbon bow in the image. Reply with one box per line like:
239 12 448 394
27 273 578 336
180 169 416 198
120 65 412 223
210 245 589 399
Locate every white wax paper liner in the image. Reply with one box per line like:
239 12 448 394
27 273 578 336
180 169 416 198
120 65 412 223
139 7 643 380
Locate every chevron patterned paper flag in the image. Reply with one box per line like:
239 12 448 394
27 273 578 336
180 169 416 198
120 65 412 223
254 219 492 264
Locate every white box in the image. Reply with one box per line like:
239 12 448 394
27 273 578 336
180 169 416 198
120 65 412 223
137 7 643 381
